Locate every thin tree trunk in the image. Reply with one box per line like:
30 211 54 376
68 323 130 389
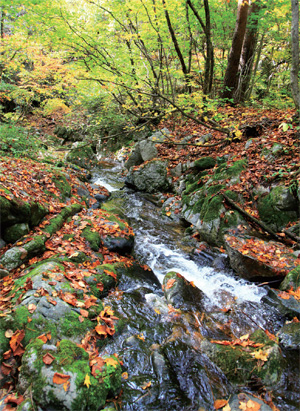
187 0 214 94
222 0 250 100
291 0 300 115
162 0 190 91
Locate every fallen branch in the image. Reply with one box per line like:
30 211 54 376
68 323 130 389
222 193 299 245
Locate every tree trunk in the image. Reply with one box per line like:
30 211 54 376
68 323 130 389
222 0 250 100
187 0 214 95
235 1 260 102
291 0 300 115
162 0 190 91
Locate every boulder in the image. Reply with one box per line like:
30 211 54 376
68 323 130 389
258 185 298 231
163 271 207 311
65 143 98 170
138 139 158 162
125 159 170 193
278 321 300 350
18 339 122 411
2 223 30 244
124 146 143 170
224 235 298 280
228 393 273 411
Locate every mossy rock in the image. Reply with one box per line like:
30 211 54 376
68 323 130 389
2 223 30 244
258 185 298 231
194 156 216 171
65 145 97 170
213 159 247 182
201 329 283 387
280 266 300 291
81 226 102 251
18 339 122 410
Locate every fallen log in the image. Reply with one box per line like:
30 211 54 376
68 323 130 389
222 193 299 245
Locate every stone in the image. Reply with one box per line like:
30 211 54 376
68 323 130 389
138 139 158 162
228 393 273 411
124 146 143 170
278 322 300 350
194 156 216 171
125 159 170 193
163 271 207 311
65 143 98 170
3 223 30 244
149 128 170 143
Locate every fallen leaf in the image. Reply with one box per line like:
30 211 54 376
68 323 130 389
141 381 151 390
214 399 228 409
10 330 25 353
4 394 24 406
37 334 48 343
53 372 71 385
80 309 89 318
43 353 55 365
1 362 12 375
5 330 14 339
95 324 107 336
122 372 129 379
166 278 176 289
28 303 37 313
104 357 119 368
250 348 271 362
239 398 261 411
84 373 91 388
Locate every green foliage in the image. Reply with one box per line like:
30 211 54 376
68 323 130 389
0 123 44 158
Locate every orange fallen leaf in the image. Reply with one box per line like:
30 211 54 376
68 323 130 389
95 324 107 336
166 278 176 290
239 398 261 411
104 357 119 368
53 372 71 385
214 399 228 409
37 334 48 343
28 303 37 313
141 381 151 390
43 353 55 365
1 362 12 376
4 394 24 405
122 372 129 379
80 309 89 318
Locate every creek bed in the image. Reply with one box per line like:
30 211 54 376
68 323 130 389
92 161 300 411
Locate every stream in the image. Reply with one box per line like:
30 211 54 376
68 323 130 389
92 161 299 411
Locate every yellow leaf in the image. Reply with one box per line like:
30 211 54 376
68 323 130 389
223 405 231 411
104 357 118 368
141 381 151 390
137 333 145 341
84 373 91 388
122 372 129 380
154 308 161 315
250 348 271 362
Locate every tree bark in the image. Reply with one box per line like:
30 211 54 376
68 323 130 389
291 0 300 116
236 1 261 102
222 0 250 100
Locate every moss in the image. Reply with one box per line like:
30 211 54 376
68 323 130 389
82 226 102 251
14 306 58 346
59 311 94 338
258 186 298 230
51 172 72 200
30 202 48 227
43 204 82 236
280 266 300 291
224 190 239 202
194 156 216 171
214 159 247 181
201 195 224 222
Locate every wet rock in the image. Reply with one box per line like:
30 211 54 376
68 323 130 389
201 329 284 387
280 265 300 291
103 234 134 254
224 235 298 280
262 288 300 318
161 339 231 410
149 128 170 143
229 393 273 411
125 159 170 194
278 321 300 350
163 272 207 311
124 146 143 170
116 261 161 292
161 197 182 222
0 269 9 278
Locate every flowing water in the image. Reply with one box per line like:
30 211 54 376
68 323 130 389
92 161 299 411
93 162 266 309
